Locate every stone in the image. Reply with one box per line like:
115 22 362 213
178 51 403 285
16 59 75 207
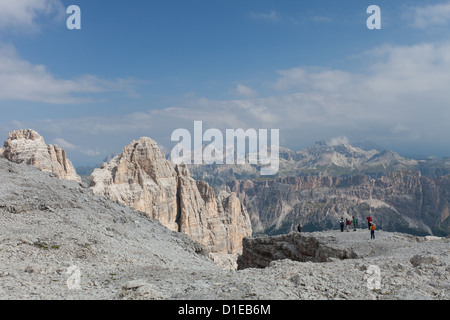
410 254 439 267
237 232 358 270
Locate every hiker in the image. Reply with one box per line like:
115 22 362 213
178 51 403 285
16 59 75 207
370 223 376 239
346 218 351 232
366 215 373 230
339 217 345 232
352 216 357 231
297 224 302 233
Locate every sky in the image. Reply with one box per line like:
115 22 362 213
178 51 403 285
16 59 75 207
1 0 450 166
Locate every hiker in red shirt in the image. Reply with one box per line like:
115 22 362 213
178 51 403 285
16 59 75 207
346 219 351 232
366 215 373 230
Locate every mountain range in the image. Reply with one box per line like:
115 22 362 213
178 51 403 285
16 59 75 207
186 140 450 237
4 130 447 238
188 139 450 187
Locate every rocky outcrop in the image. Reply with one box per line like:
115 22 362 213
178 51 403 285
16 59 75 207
229 172 450 237
90 137 252 254
0 129 81 182
237 232 358 270
237 230 442 270
90 137 179 231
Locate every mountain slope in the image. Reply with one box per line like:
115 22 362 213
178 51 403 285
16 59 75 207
0 158 449 300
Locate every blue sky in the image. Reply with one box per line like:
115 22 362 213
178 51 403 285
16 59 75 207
1 0 450 166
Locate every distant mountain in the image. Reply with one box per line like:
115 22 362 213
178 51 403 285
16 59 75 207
188 140 449 186
276 140 418 177
228 172 450 237
188 140 450 237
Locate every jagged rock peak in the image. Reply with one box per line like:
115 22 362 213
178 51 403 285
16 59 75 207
0 129 81 182
90 137 179 232
90 137 252 256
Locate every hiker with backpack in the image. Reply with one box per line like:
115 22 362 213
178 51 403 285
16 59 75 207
366 215 373 230
339 217 345 232
370 223 376 239
352 216 357 231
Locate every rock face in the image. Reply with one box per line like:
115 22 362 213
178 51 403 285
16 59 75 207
90 137 179 231
90 137 252 254
176 165 251 254
0 129 81 182
237 232 358 270
237 230 446 271
229 172 450 237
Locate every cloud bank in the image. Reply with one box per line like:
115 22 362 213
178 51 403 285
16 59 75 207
408 1 450 29
5 40 450 163
0 44 138 104
0 0 65 31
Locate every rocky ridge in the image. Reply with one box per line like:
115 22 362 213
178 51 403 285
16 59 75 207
1 157 449 300
0 129 81 183
188 140 431 186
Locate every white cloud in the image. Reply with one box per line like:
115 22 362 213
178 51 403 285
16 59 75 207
250 11 279 22
329 136 350 147
79 148 102 157
54 138 76 150
311 15 333 23
230 84 258 98
0 44 138 104
179 42 450 151
408 1 450 29
53 137 101 157
0 0 65 31
274 67 358 93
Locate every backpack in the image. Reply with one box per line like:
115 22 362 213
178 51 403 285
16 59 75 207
371 224 376 231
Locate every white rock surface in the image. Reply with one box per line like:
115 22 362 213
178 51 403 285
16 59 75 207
0 129 81 182
0 158 448 300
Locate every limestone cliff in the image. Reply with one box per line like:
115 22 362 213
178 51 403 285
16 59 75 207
229 172 450 237
90 137 179 231
0 129 81 182
90 137 252 254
